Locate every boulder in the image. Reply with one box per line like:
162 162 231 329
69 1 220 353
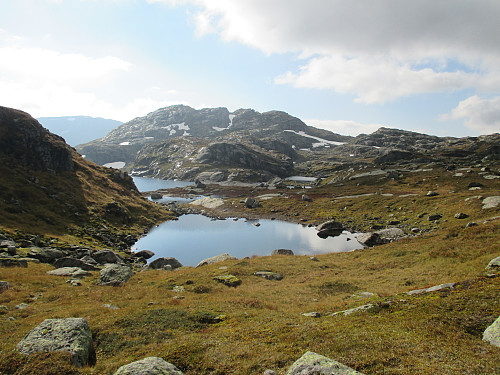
356 232 383 247
134 250 155 260
428 214 442 221
113 357 184 375
0 281 9 293
254 271 283 281
482 196 500 209
285 351 365 375
272 249 294 256
244 197 261 209
0 258 27 267
150 192 163 200
53 257 99 271
426 191 439 197
100 264 133 286
406 283 455 295
47 267 91 278
213 275 241 287
316 220 343 238
485 255 500 276
190 197 225 209
197 253 237 267
17 318 95 367
148 257 183 270
375 228 404 240
92 249 124 264
27 247 65 263
483 316 500 347
454 212 469 219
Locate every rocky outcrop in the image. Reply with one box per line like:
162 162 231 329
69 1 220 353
100 264 133 286
113 357 184 375
197 253 237 267
483 316 500 347
485 256 500 276
148 257 183 270
272 249 294 256
17 318 95 367
285 351 365 375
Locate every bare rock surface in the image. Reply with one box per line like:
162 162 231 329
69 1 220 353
113 357 184 375
286 351 365 375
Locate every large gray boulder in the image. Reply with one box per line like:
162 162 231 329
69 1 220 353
17 318 95 367
244 197 262 208
148 257 183 270
113 357 184 375
92 249 124 264
47 267 91 278
100 264 133 286
27 247 66 263
485 255 500 276
286 351 365 375
317 220 343 238
483 315 500 347
0 280 9 293
53 257 99 271
196 253 237 267
356 232 383 247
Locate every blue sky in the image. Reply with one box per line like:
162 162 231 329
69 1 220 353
1 0 499 137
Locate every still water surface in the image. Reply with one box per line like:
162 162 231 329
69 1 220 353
132 176 192 192
132 214 363 266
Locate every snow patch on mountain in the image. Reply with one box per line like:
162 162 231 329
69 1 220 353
283 130 345 147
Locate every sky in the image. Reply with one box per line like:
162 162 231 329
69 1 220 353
1 0 500 137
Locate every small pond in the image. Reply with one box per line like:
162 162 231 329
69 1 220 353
132 214 363 266
132 176 192 192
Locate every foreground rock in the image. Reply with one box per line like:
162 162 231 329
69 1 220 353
406 283 455 295
356 232 383 247
100 264 133 286
286 351 365 375
213 275 242 287
148 257 183 270
317 220 343 238
47 267 91 278
0 280 9 292
483 316 500 347
485 256 500 276
17 318 95 367
482 196 500 209
254 271 283 280
114 357 184 375
197 253 237 267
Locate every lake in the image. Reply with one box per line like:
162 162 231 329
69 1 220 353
132 214 363 266
132 176 192 192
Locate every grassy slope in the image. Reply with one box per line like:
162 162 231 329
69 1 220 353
0 165 499 374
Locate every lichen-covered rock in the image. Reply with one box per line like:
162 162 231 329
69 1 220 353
148 257 183 270
113 357 184 375
0 280 10 292
485 255 500 276
92 249 123 264
285 351 365 375
213 275 242 287
47 267 91 278
53 257 99 271
17 318 95 367
272 249 294 256
100 263 133 286
483 316 500 347
356 232 383 247
197 253 237 267
254 271 283 280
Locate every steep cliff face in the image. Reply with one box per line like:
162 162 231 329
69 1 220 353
0 106 169 239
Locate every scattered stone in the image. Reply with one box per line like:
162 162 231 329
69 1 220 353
27 247 65 263
352 292 377 298
244 197 261 209
264 370 276 375
253 222 261 227
148 257 183 270
356 232 383 247
150 192 163 200
272 249 294 256
213 275 241 287
67 279 82 286
47 267 91 278
406 283 455 295
92 250 123 264
190 197 225 209
426 191 439 197
376 228 404 240
17 318 95 367
484 174 500 180
0 305 8 314
485 256 500 276
454 212 469 219
53 257 99 271
15 303 29 310
254 271 283 281
0 281 9 293
113 357 184 375
482 196 500 209
134 250 155 260
468 182 484 188
331 304 374 316
466 222 478 227
483 316 500 347
301 312 321 318
316 220 343 238
310 256 319 261
411 227 420 233
100 264 133 286
0 258 27 267
428 214 442 221
197 253 237 267
285 351 365 375
103 304 120 310
302 194 312 202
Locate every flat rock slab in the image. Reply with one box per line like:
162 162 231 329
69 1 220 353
406 283 455 295
197 253 237 267
254 271 283 281
331 304 374 316
53 257 99 271
113 357 184 375
482 196 500 209
100 264 133 286
286 351 365 375
17 318 95 367
483 315 500 347
47 267 91 278
189 197 224 209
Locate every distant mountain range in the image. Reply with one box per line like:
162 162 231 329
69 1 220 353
37 116 122 147
76 105 500 183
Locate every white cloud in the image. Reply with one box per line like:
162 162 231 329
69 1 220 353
442 95 500 135
305 119 384 137
152 0 500 103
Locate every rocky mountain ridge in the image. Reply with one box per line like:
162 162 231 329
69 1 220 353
76 105 500 183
